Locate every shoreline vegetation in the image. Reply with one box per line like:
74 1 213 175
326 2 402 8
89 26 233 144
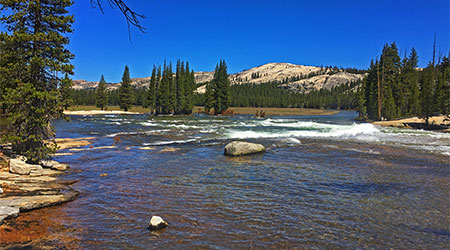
64 105 339 116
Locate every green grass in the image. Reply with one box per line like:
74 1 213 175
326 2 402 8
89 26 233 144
67 105 151 113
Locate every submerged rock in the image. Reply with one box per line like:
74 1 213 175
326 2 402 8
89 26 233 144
224 141 265 156
148 216 168 230
9 159 32 175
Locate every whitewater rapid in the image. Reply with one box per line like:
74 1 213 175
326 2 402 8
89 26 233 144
69 112 450 156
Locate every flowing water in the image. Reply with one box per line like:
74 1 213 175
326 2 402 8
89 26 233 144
10 111 450 249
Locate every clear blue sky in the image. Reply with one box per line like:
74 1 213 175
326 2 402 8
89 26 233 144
24 1 450 81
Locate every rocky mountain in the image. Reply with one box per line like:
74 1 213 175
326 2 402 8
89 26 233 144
194 63 365 94
72 62 365 94
280 71 365 93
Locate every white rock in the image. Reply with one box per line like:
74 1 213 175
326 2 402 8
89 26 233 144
148 216 168 230
0 187 3 194
40 160 68 171
9 159 31 175
224 141 265 156
40 160 57 168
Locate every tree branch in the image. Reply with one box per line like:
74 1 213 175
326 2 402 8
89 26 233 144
90 0 146 36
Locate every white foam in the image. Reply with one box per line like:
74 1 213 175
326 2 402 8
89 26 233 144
144 138 197 146
225 123 380 140
140 121 157 127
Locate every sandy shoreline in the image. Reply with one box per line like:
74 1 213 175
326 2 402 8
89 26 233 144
372 115 450 132
64 110 139 115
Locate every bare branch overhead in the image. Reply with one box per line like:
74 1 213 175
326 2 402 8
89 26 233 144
90 0 146 33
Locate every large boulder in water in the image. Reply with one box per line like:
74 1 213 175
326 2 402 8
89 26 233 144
224 141 265 156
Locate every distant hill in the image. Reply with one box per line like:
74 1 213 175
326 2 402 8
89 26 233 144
72 62 365 93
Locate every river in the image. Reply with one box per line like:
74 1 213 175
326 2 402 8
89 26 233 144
5 111 450 249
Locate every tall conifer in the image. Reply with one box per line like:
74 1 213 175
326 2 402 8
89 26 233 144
96 75 108 110
118 66 134 111
0 0 74 162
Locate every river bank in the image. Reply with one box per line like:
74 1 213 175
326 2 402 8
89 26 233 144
0 137 94 246
65 105 339 116
64 110 139 115
372 115 450 132
0 152 78 225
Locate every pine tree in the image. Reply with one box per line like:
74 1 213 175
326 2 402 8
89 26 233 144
405 48 420 116
420 65 434 124
155 65 164 114
0 0 74 162
364 59 380 120
118 65 134 111
420 38 438 124
175 60 185 114
204 82 214 114
168 63 176 113
96 75 108 110
157 62 171 114
60 73 73 110
182 62 195 114
436 53 450 115
356 84 366 119
380 43 401 119
146 66 157 113
212 60 231 115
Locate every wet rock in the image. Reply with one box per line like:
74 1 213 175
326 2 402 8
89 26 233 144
0 190 79 212
148 216 168 230
0 154 78 226
224 141 265 156
40 160 68 171
139 147 156 150
161 147 178 152
9 159 31 175
0 206 20 224
54 137 95 150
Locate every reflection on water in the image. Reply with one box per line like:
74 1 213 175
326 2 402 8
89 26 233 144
2 111 449 249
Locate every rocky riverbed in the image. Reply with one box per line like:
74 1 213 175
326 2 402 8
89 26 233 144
0 147 79 226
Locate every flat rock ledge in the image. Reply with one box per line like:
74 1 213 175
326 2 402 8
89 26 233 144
0 150 78 225
224 141 266 156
